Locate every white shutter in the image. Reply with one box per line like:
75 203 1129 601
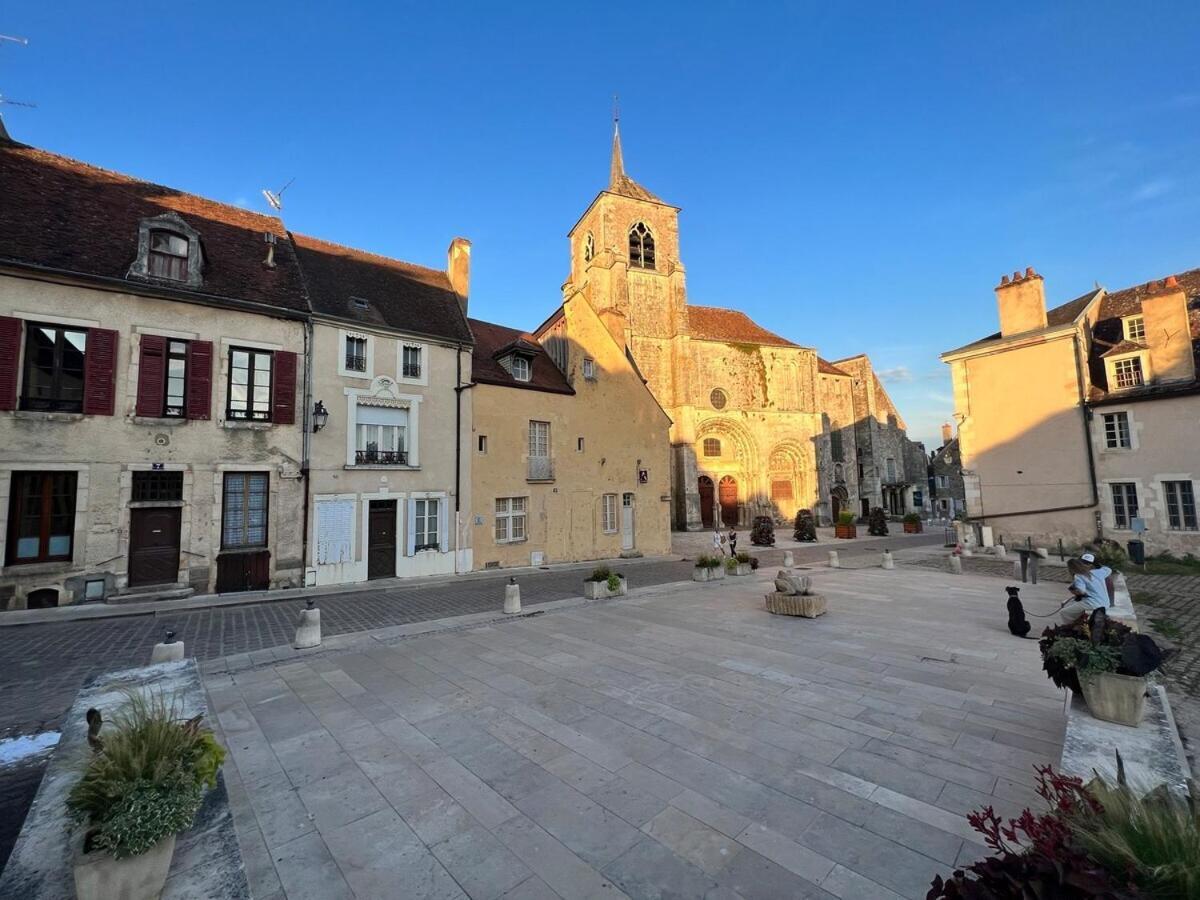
437 499 448 553
405 498 417 556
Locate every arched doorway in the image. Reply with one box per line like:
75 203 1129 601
718 476 738 526
831 486 848 521
698 476 715 528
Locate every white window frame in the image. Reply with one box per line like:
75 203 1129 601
582 357 596 380
1108 354 1146 390
345 382 421 468
1124 316 1145 342
1110 482 1138 530
601 493 618 534
338 329 373 379
495 497 527 544
398 342 428 386
511 356 532 382
528 420 552 481
1101 411 1131 450
1163 480 1198 531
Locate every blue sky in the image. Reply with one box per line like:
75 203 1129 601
3 2 1198 449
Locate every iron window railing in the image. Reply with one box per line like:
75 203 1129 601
355 449 408 466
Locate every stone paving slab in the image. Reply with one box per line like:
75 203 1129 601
210 564 1065 899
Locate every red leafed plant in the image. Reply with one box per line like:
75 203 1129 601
927 766 1144 899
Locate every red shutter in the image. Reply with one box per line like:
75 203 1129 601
271 350 297 425
186 340 213 420
83 328 118 416
135 334 166 417
0 317 20 411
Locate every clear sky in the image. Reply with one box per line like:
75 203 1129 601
3 2 1198 449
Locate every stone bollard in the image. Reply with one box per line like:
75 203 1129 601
961 545 973 557
827 550 840 568
949 555 962 574
783 551 794 567
1013 559 1023 580
881 550 894 570
294 598 321 649
994 543 1007 560
504 577 522 615
149 629 184 664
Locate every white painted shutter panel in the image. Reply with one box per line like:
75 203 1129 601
406 498 417 556
438 500 448 553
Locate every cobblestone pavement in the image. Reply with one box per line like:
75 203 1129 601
0 533 938 872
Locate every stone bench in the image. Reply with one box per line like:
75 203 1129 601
0 659 248 900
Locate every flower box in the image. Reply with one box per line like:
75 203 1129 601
903 521 922 534
728 563 753 576
692 566 725 582
1079 672 1147 727
764 592 827 618
74 832 176 900
834 523 857 539
582 576 627 600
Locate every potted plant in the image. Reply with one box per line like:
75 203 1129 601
582 567 627 599
692 555 725 582
726 553 753 576
834 510 856 539
68 691 226 900
867 506 889 536
793 509 817 543
750 516 775 546
902 512 922 534
1039 613 1163 726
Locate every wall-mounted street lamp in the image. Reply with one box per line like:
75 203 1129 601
312 400 329 433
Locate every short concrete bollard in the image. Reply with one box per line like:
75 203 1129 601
294 598 321 649
1013 559 1023 579
948 555 962 574
994 543 1007 560
881 550 894 570
783 551 794 567
961 546 973 557
827 550 839 568
149 629 184 664
504 577 522 615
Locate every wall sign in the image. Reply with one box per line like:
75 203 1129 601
638 468 649 484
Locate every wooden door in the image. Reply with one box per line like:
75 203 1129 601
698 477 714 528
368 500 397 579
718 476 738 526
129 507 181 586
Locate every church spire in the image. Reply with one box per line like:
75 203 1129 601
610 97 624 188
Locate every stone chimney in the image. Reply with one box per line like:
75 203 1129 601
995 267 1047 337
447 237 471 314
1141 276 1195 383
941 422 953 445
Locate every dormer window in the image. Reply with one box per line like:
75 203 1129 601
1124 316 1145 342
511 356 532 382
629 222 655 270
1113 356 1144 388
148 231 189 281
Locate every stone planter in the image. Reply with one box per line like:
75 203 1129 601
74 832 176 900
582 576 627 600
692 566 725 582
727 563 753 577
834 524 856 539
764 592 827 618
903 522 922 534
1080 672 1147 727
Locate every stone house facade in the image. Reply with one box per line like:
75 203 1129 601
561 124 926 529
942 266 1199 555
929 424 966 518
468 295 671 569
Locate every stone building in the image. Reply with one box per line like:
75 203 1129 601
560 124 926 529
468 293 671 569
942 266 1199 555
929 423 966 518
0 139 308 608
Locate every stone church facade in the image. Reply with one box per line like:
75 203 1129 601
561 125 927 530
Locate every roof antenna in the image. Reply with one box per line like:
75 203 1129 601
0 33 35 141
261 176 295 212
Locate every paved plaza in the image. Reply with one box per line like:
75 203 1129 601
212 562 1067 900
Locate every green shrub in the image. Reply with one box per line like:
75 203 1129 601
725 558 738 572
903 512 921 525
605 573 622 592
587 567 612 582
837 510 855 526
1044 637 1122 679
695 555 721 569
736 552 751 564
1086 540 1127 571
867 507 889 536
87 775 201 858
793 509 817 542
749 556 759 570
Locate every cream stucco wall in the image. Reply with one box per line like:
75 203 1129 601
0 274 307 608
471 296 671 569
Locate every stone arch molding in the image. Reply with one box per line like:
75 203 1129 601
695 417 759 474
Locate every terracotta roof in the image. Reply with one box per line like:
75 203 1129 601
291 233 472 343
688 306 798 348
467 318 573 394
818 357 849 376
0 138 308 312
945 288 1101 356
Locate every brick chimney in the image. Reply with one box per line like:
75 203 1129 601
941 422 953 445
447 237 471 314
995 267 1047 337
1141 276 1195 383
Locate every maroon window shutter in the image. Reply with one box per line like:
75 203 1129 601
135 334 166 417
0 316 20 411
83 328 118 416
271 350 297 425
185 340 213 420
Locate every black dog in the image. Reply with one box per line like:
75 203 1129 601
1006 586 1032 637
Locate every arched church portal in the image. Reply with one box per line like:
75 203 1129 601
718 476 738 526
698 476 715 528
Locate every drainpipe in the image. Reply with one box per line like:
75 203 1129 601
1073 334 1100 511
452 343 476 574
299 317 314 586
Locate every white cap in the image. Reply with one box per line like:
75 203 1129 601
1081 552 1096 564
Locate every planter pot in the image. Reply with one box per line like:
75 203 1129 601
764 592 827 618
834 524 857 539
903 522 922 534
1079 672 1147 727
582 576 627 600
74 832 176 900
692 567 725 582
727 563 753 576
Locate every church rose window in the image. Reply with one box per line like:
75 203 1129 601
709 388 727 410
629 222 655 269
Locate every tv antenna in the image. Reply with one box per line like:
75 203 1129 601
0 32 33 139
261 177 295 212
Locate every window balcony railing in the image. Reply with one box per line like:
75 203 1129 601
355 449 408 466
527 456 554 481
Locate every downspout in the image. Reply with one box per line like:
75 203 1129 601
300 317 314 586
1074 332 1100 531
452 343 477 573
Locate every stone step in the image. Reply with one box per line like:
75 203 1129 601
107 584 195 605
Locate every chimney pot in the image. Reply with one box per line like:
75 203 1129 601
1165 275 1179 288
1000 274 1010 286
1025 266 1036 278
1013 270 1022 282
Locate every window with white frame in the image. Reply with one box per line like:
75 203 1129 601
356 405 408 465
1124 316 1145 342
413 498 440 551
528 420 552 480
1164 481 1197 530
495 497 527 543
1102 412 1131 449
1113 357 1144 388
936 475 948 489
1110 483 1138 529
601 493 618 533
582 358 596 380
478 435 487 453
401 344 423 380
511 356 532 382
344 335 367 373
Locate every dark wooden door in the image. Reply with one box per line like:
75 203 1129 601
698 477 714 528
129 507 181 586
368 500 397 580
718 477 738 526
